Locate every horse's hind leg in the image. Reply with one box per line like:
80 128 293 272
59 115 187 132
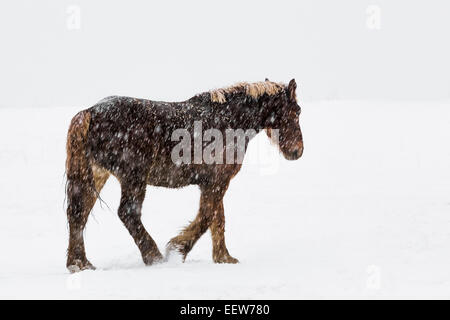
66 165 109 272
118 179 163 265
66 179 95 272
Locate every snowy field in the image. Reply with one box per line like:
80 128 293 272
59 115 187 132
1 100 450 299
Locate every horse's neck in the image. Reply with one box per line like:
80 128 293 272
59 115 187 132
211 96 274 131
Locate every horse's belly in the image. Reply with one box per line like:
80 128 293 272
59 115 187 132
146 163 195 188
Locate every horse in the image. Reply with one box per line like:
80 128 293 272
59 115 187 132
65 78 303 272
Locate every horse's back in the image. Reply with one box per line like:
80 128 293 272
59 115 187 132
85 96 159 176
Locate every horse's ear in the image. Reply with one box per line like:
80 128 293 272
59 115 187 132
288 78 297 101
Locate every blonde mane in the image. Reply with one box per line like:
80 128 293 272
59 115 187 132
209 81 285 104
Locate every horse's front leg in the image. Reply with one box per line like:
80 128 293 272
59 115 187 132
167 185 238 263
165 188 213 261
166 190 216 261
210 199 238 264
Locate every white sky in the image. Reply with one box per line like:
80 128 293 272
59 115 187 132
0 0 449 108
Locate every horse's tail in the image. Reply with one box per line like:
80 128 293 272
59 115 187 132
65 110 94 202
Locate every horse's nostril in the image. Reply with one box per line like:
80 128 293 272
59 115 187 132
292 146 303 159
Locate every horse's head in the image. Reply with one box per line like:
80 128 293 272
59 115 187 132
265 78 303 160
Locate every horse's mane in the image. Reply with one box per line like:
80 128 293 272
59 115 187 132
208 81 286 104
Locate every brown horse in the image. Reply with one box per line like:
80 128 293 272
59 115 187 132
65 79 303 272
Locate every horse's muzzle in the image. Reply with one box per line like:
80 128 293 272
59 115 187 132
286 144 303 160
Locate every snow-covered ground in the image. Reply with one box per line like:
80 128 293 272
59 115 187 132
1 100 450 299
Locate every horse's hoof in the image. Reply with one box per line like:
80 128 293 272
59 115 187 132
165 242 187 263
67 259 96 273
143 252 164 266
214 255 239 264
164 246 185 263
166 238 193 262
